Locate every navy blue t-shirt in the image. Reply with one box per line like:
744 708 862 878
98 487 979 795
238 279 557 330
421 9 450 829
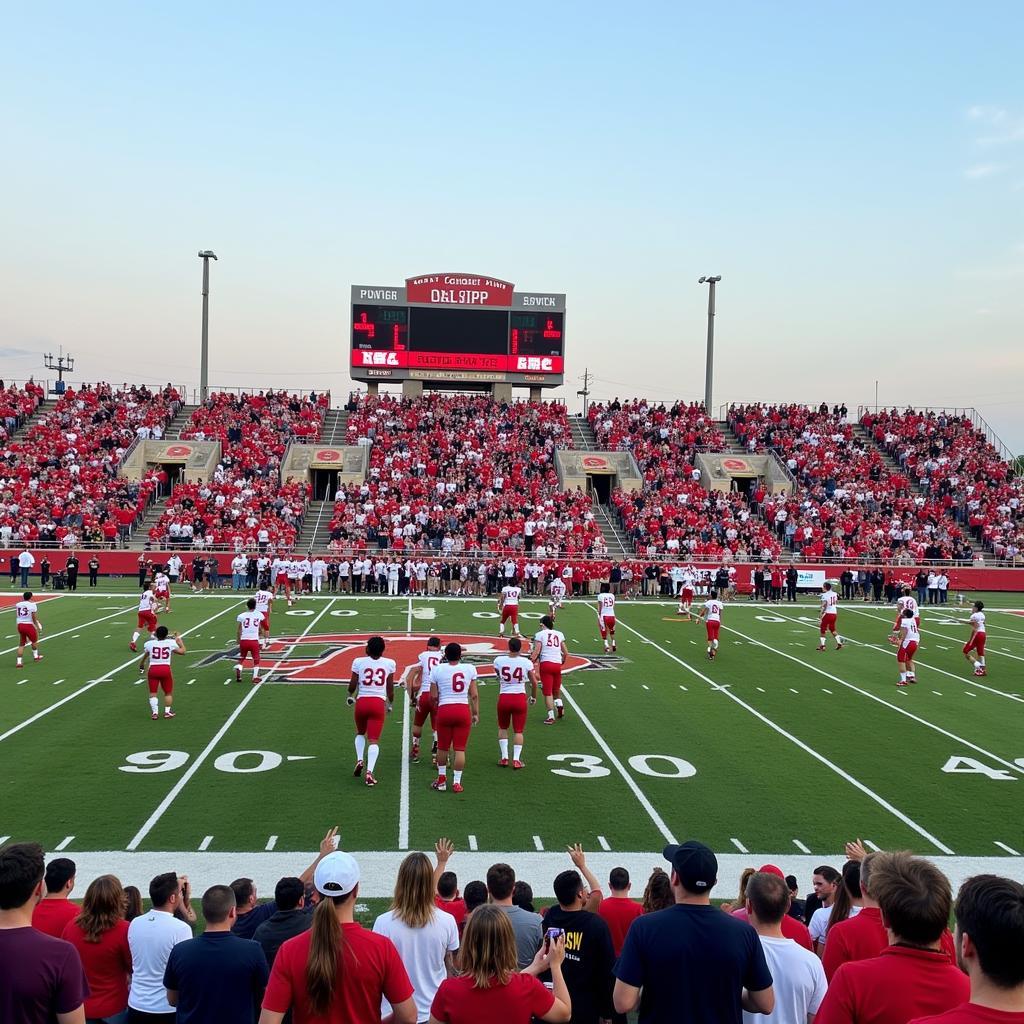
615 903 772 1024
163 930 269 1024
231 901 278 940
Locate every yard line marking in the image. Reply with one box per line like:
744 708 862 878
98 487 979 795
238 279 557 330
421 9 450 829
468 835 478 851
731 838 749 853
55 836 75 851
0 604 136 657
51 679 64 686
609 683 617 689
613 616 955 854
789 688 799 694
126 599 337 851
598 835 611 851
793 839 812 854
104 635 111 639
406 596 412 635
864 840 881 852
72 634 80 638
723 618 1024 777
16 678 27 686
198 835 213 851
932 691 943 696
994 841 1021 856
533 835 544 851
679 685 688 691
265 835 278 851
822 688 833 694
0 602 245 746
0 836 9 846
399 674 411 851
756 686 765 692
642 684 650 690
966 692 977 698
186 678 195 686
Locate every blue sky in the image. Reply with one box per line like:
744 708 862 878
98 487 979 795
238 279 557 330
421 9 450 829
1 2 1022 447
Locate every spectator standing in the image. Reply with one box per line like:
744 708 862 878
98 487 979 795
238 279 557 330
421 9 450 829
613 840 774 1023
19 544 35 588
0 841 88 1024
88 556 100 587
163 885 269 1024
807 865 841 951
66 553 80 590
641 868 674 914
373 849 460 1023
731 864 814 951
743 871 827 1024
434 872 468 933
597 867 642 957
124 887 143 923
62 874 133 1024
908 874 1024 1024
126 871 193 1022
815 852 970 1024
462 881 488 918
786 876 806 921
259 849 417 1024
32 857 79 938
486 863 544 968
428 904 571 1024
252 877 312 969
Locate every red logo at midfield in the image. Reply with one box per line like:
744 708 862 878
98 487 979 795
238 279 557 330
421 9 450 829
262 632 591 684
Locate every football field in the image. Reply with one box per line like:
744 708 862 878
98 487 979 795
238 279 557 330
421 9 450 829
3 587 1023 896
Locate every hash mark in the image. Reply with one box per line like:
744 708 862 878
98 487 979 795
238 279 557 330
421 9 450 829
756 686 765 692
642 684 650 690
533 835 544 851
265 835 278 851
793 839 811 853
789 688 799 694
52 679 64 686
198 835 214 851
821 688 833 694
864 840 881 852
966 692 977 697
468 835 478 851
598 835 611 851
730 837 749 853
55 836 74 851
994 841 1021 856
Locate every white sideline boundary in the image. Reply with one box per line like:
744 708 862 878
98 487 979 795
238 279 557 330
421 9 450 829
41 850 1024 899
126 599 338 850
611 615 956 854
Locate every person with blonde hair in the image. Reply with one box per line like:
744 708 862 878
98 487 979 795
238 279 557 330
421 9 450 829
374 844 460 1024
260 850 417 1024
429 904 571 1024
61 874 132 1024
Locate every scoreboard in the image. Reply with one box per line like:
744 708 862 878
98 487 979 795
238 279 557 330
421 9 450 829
350 273 565 387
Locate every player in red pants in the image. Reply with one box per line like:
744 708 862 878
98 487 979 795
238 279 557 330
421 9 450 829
406 636 442 762
348 636 396 787
896 609 919 687
699 589 724 660
235 598 263 683
963 600 987 676
597 584 617 653
494 637 538 769
531 615 568 723
429 642 480 793
139 626 186 719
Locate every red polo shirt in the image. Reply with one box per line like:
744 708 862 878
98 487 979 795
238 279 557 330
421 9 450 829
823 906 956 981
731 906 813 951
435 896 467 932
911 1007 1024 1024
817 945 971 1024
598 896 643 955
32 898 80 938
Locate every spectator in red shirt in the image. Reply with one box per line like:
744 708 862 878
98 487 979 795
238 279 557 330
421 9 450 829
259 849 417 1024
61 874 132 1023
910 873 1024 1024
429 903 571 1024
598 867 642 957
730 863 814 952
435 870 468 933
31 857 79 939
816 851 970 1024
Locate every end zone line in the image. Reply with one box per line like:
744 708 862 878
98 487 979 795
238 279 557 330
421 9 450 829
0 604 136 657
612 616 955 855
126 598 338 851
722 616 1024 776
0 602 245 746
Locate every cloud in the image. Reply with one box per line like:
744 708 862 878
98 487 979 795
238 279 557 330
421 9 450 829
964 162 1008 179
955 265 1024 281
0 347 36 359
967 105 1024 146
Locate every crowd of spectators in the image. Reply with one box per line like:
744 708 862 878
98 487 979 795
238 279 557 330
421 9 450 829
862 408 1022 565
0 379 45 442
331 394 606 557
3 832 1023 1024
147 391 327 550
0 383 180 549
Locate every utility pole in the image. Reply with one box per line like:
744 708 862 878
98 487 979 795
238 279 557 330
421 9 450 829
43 347 75 395
198 250 218 403
698 275 721 414
576 368 592 417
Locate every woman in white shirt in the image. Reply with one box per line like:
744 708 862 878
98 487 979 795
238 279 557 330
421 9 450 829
374 849 460 1024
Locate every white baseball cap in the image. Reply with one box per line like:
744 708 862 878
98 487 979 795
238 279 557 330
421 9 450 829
314 851 360 896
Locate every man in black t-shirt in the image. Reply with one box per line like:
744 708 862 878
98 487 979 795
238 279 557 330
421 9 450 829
614 840 774 1024
64 554 79 591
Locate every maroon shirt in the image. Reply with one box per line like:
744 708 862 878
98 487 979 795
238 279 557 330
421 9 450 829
0 927 89 1024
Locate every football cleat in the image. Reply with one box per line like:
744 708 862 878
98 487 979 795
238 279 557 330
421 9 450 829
129 642 137 652
543 717 555 725
431 779 446 791
365 772 378 787
164 710 175 718
908 675 917 683
612 643 616 652
234 666 242 680
513 759 524 770
896 680 910 687
151 712 159 720
836 642 844 649
556 705 564 719
452 782 464 793
499 758 509 767
353 760 364 777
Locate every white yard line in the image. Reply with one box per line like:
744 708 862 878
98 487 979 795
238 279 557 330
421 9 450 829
126 599 337 851
613 616 956 855
793 839 812 853
994 841 1020 856
722 617 1024 777
0 603 133 656
399 692 411 851
0 602 245 745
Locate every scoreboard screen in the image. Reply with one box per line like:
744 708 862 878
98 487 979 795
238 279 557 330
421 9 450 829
410 307 509 354
509 312 564 358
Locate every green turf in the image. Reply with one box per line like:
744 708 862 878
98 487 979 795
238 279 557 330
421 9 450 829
2 589 1022 860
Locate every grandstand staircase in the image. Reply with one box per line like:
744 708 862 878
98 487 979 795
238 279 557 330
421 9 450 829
568 414 597 450
295 499 331 552
8 398 54 439
321 408 348 446
164 404 198 440
593 500 632 559
851 421 926 495
714 420 747 453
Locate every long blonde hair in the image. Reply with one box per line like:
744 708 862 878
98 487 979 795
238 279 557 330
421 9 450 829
458 905 518 989
391 852 437 930
74 875 125 943
306 896 348 1015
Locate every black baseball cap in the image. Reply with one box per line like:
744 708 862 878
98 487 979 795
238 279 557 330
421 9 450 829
663 840 718 892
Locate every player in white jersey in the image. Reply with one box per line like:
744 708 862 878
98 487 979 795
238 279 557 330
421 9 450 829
254 586 274 647
596 583 617 653
138 625 186 719
896 608 920 687
677 569 696 618
498 583 522 637
818 582 844 651
428 642 480 792
15 591 43 667
963 600 987 676
289 557 305 601
130 587 158 651
699 589 723 660
531 614 568 723
548 577 567 620
890 587 920 644
153 571 172 613
493 637 538 769
347 636 397 787
271 556 289 599
406 637 442 763
235 598 264 683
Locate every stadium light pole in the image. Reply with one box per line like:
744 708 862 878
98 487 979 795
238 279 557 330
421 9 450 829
198 250 218 403
698 275 721 414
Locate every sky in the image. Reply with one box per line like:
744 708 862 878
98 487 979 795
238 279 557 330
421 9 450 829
1 2 1022 449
